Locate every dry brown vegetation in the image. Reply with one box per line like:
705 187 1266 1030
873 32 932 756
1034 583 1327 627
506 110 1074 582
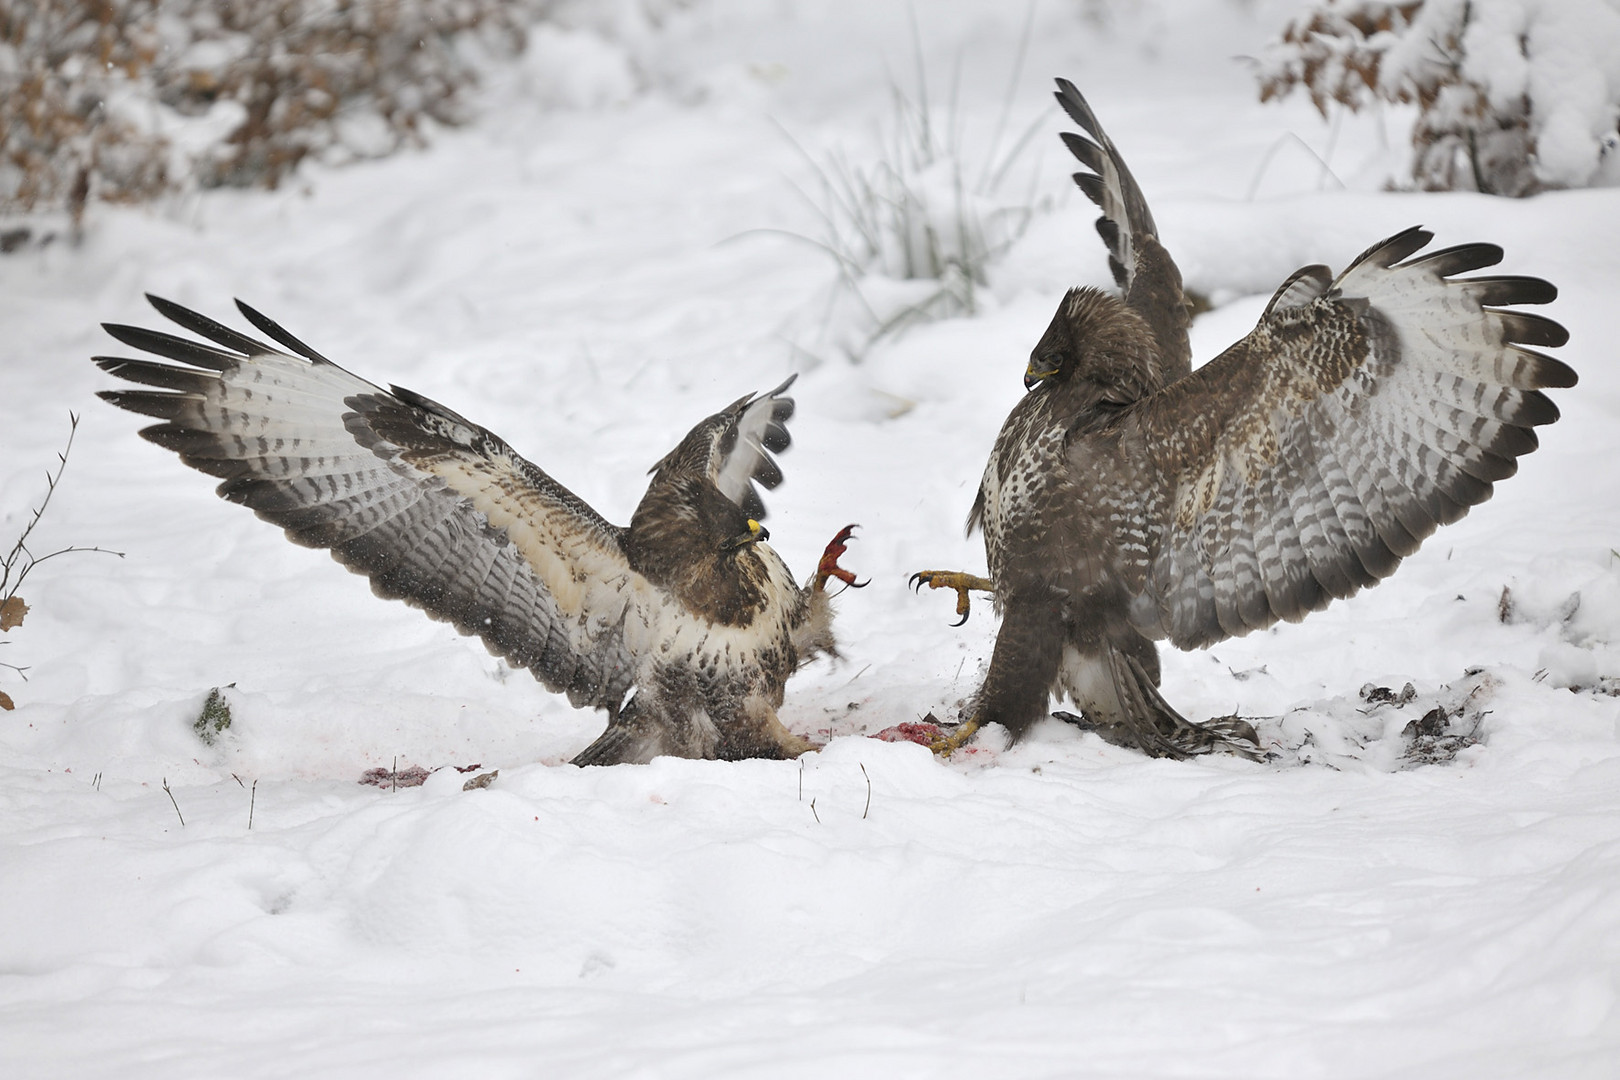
1 0 553 228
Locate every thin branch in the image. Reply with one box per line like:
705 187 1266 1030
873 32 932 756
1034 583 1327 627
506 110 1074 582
2 413 80 592
2 413 124 601
860 763 871 820
162 777 185 828
1245 131 1346 202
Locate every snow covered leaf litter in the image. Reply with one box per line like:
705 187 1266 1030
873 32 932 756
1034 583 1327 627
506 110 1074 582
4 1 1620 1076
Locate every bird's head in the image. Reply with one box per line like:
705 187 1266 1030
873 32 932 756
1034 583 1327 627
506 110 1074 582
1025 305 1074 390
1025 286 1161 400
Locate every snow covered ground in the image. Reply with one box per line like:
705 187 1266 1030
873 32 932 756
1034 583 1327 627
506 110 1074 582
4 2 1620 1076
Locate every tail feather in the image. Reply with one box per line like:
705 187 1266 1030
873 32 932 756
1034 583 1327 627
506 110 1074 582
1054 643 1262 760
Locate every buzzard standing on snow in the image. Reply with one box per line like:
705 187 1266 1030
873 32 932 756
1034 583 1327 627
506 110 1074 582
95 296 863 765
912 78 1575 759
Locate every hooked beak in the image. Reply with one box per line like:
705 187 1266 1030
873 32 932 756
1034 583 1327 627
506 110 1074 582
724 519 769 550
1024 360 1058 391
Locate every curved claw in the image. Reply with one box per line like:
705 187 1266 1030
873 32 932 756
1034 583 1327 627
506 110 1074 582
909 570 995 626
814 523 866 593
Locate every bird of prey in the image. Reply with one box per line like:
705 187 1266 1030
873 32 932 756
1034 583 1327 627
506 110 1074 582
912 77 1575 759
95 295 863 765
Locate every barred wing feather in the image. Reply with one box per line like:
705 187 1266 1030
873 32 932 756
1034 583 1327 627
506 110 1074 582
1055 77 1192 380
709 376 796 522
95 295 644 711
1122 227 1575 650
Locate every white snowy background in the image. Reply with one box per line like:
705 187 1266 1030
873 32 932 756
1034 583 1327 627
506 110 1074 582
3 1 1619 1076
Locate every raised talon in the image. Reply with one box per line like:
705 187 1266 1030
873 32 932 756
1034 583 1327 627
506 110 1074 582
909 570 995 627
814 523 868 592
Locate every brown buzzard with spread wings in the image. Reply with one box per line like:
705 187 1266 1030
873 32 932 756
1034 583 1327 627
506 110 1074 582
96 296 861 765
914 78 1575 759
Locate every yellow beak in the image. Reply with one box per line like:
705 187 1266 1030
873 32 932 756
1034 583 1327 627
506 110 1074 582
726 519 769 550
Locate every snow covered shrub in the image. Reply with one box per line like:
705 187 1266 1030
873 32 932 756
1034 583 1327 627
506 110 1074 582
0 2 169 229
0 0 555 225
794 70 1051 355
1256 0 1620 196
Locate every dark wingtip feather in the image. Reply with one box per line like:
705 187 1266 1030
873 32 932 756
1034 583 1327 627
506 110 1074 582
1356 226 1432 270
752 456 784 491
1532 354 1578 389
1053 77 1101 137
1411 242 1504 277
761 422 791 454
92 355 216 393
145 293 275 358
235 299 333 364
1072 171 1108 208
97 389 188 420
101 323 237 371
137 424 229 456
1494 310 1569 349
1059 131 1108 178
1515 388 1561 425
1465 275 1558 307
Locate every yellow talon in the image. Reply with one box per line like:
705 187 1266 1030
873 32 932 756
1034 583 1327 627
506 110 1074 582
909 570 996 627
928 718 982 756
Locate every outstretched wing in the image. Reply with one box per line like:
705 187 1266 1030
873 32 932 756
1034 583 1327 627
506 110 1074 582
95 295 646 710
646 374 797 523
1116 227 1575 649
709 375 796 521
1055 77 1191 379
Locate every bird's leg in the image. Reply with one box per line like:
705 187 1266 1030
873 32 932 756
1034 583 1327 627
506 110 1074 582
719 697 820 760
813 524 868 592
930 593 1062 757
909 571 996 626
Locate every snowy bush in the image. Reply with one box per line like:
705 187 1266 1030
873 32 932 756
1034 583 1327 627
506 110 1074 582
1255 0 1620 196
793 69 1051 356
0 0 557 225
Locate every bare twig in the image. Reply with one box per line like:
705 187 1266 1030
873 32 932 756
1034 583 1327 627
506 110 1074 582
1 414 124 603
809 797 820 824
161 778 185 828
1245 131 1346 201
860 762 871 820
248 779 258 830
